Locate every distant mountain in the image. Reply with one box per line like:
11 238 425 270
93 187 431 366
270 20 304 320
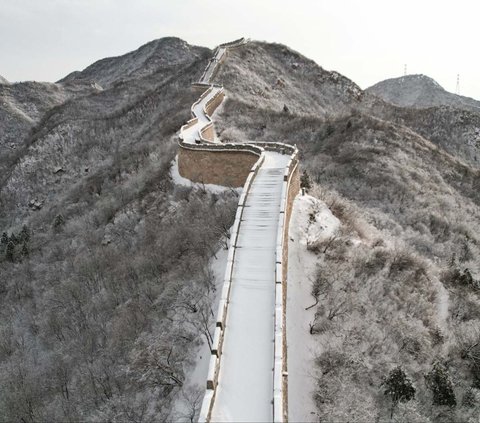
0 75 9 84
59 37 205 88
367 74 480 112
215 45 480 166
366 75 480 165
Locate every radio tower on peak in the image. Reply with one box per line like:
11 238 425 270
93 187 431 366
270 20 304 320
456 74 460 95
404 64 407 76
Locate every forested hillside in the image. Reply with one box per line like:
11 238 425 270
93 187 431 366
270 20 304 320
1 38 480 422
214 41 480 422
0 38 237 421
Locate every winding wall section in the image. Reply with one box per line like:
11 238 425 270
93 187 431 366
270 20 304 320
177 38 300 422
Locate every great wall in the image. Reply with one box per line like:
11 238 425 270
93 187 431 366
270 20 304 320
177 38 300 422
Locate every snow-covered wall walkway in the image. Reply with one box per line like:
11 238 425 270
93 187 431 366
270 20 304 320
177 38 300 422
210 152 290 422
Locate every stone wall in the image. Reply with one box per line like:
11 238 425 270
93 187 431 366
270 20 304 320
178 145 260 187
200 123 215 142
271 155 300 423
205 90 225 116
281 163 300 421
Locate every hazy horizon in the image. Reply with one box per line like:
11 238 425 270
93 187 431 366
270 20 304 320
1 0 478 99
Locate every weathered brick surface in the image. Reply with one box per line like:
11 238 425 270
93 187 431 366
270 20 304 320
178 146 260 187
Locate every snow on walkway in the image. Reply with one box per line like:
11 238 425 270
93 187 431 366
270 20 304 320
181 87 223 145
210 152 291 422
200 47 226 83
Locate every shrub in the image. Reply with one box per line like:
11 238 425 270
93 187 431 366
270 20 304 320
462 388 476 408
446 268 480 291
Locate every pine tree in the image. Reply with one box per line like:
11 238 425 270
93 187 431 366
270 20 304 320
425 361 456 407
53 214 65 231
21 242 29 258
5 241 15 262
383 366 415 418
19 225 30 243
1 232 8 246
9 233 18 245
300 169 312 191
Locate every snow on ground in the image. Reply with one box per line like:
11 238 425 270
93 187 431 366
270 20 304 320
287 194 340 422
170 155 242 195
171 245 229 422
436 280 450 331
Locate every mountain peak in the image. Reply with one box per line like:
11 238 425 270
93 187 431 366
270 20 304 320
367 73 480 111
400 74 443 87
0 74 9 85
59 37 208 88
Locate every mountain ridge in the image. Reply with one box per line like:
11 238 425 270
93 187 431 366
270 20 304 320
58 37 209 88
367 74 480 112
0 37 479 422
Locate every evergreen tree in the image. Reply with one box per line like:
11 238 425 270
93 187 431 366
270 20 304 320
383 366 416 418
21 242 29 258
425 361 456 407
9 233 18 245
5 241 15 262
53 214 65 231
1 232 8 246
19 225 30 243
300 169 312 191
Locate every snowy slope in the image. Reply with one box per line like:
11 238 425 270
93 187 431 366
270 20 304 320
287 195 340 422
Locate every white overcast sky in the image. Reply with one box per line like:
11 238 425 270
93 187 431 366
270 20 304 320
0 0 478 99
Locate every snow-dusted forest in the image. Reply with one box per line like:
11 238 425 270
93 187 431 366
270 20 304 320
1 37 480 422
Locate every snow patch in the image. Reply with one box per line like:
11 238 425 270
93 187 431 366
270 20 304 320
171 246 229 421
297 194 341 247
287 194 339 422
436 282 450 331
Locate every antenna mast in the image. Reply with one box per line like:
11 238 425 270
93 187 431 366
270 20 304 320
404 64 407 76
456 74 460 95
